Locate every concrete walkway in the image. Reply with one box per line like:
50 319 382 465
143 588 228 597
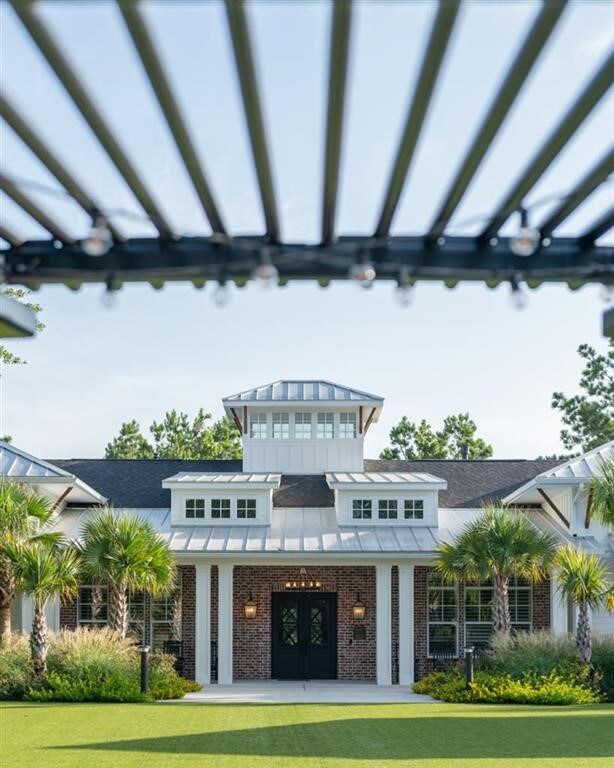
178 681 435 704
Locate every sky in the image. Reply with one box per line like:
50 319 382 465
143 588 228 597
1 0 613 461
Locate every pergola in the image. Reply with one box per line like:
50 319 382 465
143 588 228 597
1 0 613 310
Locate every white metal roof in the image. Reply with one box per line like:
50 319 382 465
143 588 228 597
223 380 384 404
50 505 592 556
326 471 447 488
163 472 281 487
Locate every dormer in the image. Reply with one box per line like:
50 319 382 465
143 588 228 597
223 380 383 473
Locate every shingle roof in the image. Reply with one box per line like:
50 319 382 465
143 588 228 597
223 380 383 403
48 457 560 510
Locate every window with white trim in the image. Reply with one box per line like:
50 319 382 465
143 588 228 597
185 498 205 519
250 413 267 439
211 499 231 519
465 577 532 648
78 585 108 626
237 498 257 519
294 412 312 439
317 412 334 439
128 591 146 642
404 499 424 520
339 412 357 439
378 499 398 519
352 499 372 520
272 412 290 439
151 583 182 651
427 573 458 657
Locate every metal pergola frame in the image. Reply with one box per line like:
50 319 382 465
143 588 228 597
1 0 613 292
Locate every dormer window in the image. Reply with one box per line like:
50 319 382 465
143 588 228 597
237 499 257 519
294 412 312 439
339 412 357 439
317 412 334 439
272 413 290 439
352 499 372 520
404 500 424 520
186 499 205 519
250 413 267 439
378 499 398 520
211 499 231 519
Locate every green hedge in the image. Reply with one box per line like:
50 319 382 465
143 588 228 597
0 629 200 702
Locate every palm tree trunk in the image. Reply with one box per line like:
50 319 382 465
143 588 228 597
493 574 511 635
0 556 16 641
108 584 129 638
171 593 182 642
576 599 592 664
30 598 49 679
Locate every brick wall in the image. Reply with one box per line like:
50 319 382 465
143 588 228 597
179 565 195 680
59 597 78 630
232 565 376 681
391 566 399 684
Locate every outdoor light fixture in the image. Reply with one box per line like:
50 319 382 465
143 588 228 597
509 274 529 310
213 275 230 307
349 258 376 288
82 213 113 257
510 207 540 257
100 274 119 309
244 592 257 619
251 251 279 288
352 593 366 620
395 265 414 307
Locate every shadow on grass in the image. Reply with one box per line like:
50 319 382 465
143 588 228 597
54 713 614 760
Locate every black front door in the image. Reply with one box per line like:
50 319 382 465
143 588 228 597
271 592 337 680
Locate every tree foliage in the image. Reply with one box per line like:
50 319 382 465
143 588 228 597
552 341 614 452
105 409 242 460
588 456 614 529
0 288 45 366
379 413 493 460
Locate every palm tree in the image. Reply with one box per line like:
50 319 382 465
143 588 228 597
79 509 175 639
7 541 80 677
556 546 613 664
436 505 558 635
0 481 58 640
587 455 614 529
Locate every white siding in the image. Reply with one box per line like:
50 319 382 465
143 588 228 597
335 488 439 527
593 608 614 636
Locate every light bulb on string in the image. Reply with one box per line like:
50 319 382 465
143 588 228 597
213 276 231 307
101 275 119 309
82 213 113 257
251 249 279 288
395 265 414 307
509 274 529 310
349 258 376 288
510 207 540 257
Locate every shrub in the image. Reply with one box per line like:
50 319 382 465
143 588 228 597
413 668 601 705
0 635 31 700
0 628 199 702
591 635 614 702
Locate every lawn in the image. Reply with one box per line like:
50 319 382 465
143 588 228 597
1 701 614 768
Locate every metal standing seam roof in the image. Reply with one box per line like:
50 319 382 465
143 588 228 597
162 472 281 485
537 440 613 480
326 471 446 486
1 440 73 478
49 505 598 556
223 380 383 403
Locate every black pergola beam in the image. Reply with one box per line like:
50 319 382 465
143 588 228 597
0 93 123 241
118 0 226 237
5 235 612 287
374 0 460 238
0 173 73 243
321 0 353 245
225 0 280 242
428 0 567 238
539 147 614 238
0 224 24 247
11 0 174 239
481 49 614 240
581 206 614 245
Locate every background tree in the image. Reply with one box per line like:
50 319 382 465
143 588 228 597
7 540 80 677
79 509 175 639
555 546 613 664
0 288 45 366
587 455 614 529
0 482 58 640
105 408 242 459
552 341 614 452
436 505 557 635
380 412 493 460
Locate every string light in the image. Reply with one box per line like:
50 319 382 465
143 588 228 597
101 275 119 309
82 213 113 257
510 207 540 257
251 251 279 288
349 258 376 288
395 265 414 307
509 274 528 310
213 275 231 306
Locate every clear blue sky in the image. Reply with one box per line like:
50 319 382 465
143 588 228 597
1 1 613 460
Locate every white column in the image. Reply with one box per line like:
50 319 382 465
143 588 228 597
550 568 567 634
194 563 211 685
376 564 392 686
217 563 234 685
398 564 415 686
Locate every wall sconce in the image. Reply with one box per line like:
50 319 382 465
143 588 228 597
352 593 366 620
244 592 257 619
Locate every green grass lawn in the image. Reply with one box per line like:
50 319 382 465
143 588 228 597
1 701 613 768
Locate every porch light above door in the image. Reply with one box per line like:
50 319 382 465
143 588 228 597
352 594 366 620
244 592 257 619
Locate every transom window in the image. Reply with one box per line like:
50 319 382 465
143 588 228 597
352 499 372 520
185 498 205 519
294 412 312 439
237 499 257 519
272 412 290 439
339 412 357 439
211 499 231 519
404 499 424 519
378 499 398 519
465 577 532 648
78 585 108 625
250 413 267 439
317 412 334 439
427 573 458 657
